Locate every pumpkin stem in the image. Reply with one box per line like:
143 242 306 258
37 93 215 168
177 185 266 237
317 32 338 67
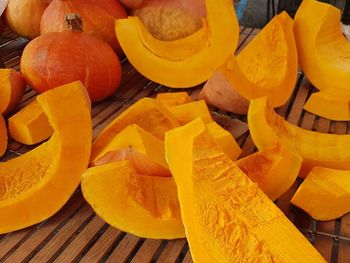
65 13 83 32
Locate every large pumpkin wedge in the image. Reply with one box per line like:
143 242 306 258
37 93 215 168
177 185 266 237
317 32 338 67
199 12 298 114
248 96 350 177
82 161 185 239
294 0 350 91
115 0 239 88
0 114 7 157
0 81 92 234
165 118 325 262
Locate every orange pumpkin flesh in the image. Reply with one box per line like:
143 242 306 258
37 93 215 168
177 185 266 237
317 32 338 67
0 113 7 157
156 92 192 107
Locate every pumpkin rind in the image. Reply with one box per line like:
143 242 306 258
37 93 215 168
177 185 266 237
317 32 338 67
0 114 7 157
0 81 92 234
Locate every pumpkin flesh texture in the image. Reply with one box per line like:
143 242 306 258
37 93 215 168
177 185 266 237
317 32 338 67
0 114 7 157
0 81 92 233
165 118 325 262
291 167 350 221
169 100 212 125
82 161 185 239
248 96 350 177
156 92 192 107
115 0 239 88
294 0 350 91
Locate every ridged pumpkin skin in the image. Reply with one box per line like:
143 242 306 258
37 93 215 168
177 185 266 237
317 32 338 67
0 81 92 234
0 114 7 157
20 30 122 102
82 161 185 239
294 0 350 91
165 118 325 262
248 97 350 177
41 0 127 57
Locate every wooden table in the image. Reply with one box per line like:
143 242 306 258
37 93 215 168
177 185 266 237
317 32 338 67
0 27 349 263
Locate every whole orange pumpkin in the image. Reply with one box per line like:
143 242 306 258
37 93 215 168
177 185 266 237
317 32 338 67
41 0 127 57
21 14 122 102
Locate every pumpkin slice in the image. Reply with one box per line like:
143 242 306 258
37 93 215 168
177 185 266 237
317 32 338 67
156 92 192 107
236 142 302 200
91 98 179 161
169 100 212 125
303 88 350 121
8 100 53 145
165 118 325 262
0 114 7 157
115 0 239 88
82 161 185 239
0 81 92 234
199 12 297 114
248 96 350 177
0 69 26 116
294 0 350 91
291 167 350 221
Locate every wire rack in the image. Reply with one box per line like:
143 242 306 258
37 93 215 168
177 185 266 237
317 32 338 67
0 27 349 263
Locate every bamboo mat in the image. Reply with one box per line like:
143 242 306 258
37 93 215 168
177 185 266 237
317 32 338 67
0 27 349 263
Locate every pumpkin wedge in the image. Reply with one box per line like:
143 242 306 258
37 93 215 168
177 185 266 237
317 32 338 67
82 161 185 239
115 0 239 88
291 167 350 221
9 100 53 145
156 92 192 107
236 142 302 200
165 118 325 262
199 12 298 114
0 81 92 234
303 88 350 121
0 114 7 157
248 96 350 177
169 100 212 125
294 0 350 91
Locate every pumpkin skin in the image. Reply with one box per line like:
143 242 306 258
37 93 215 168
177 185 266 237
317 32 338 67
294 0 350 91
248 96 350 177
115 0 239 88
0 113 7 157
119 0 144 9
21 17 122 102
165 118 325 262
41 0 127 57
0 81 92 234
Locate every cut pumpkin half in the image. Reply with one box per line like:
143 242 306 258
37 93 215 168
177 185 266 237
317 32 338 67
115 0 239 88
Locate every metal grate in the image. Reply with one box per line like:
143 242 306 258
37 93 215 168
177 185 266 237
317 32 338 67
0 27 349 263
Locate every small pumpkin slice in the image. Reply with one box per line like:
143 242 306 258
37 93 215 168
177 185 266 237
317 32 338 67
291 167 350 221
304 88 350 121
156 92 192 107
169 100 212 125
236 141 302 200
0 69 26 116
9 100 53 145
165 118 325 262
82 161 185 239
0 114 7 157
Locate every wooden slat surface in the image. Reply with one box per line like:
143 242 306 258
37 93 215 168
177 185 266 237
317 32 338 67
0 26 349 263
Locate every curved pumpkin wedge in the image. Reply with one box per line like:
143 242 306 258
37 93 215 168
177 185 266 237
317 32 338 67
0 114 7 157
248 96 350 177
0 81 92 234
91 98 179 162
304 88 350 121
115 0 239 88
169 100 212 125
236 141 302 200
165 118 325 262
294 0 350 91
291 167 350 221
9 100 53 145
156 92 192 107
82 161 185 239
200 12 297 114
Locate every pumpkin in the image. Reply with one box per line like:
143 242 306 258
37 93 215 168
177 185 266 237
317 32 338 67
91 97 179 162
156 92 192 107
236 141 302 200
9 100 53 145
168 100 212 125
4 0 51 39
0 69 26 116
294 0 350 91
303 88 350 121
0 0 9 16
199 12 298 114
21 14 122 102
82 161 185 239
119 0 144 9
0 81 92 234
291 167 350 221
248 96 350 177
165 118 325 262
115 0 239 88
0 113 7 157
41 0 127 57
